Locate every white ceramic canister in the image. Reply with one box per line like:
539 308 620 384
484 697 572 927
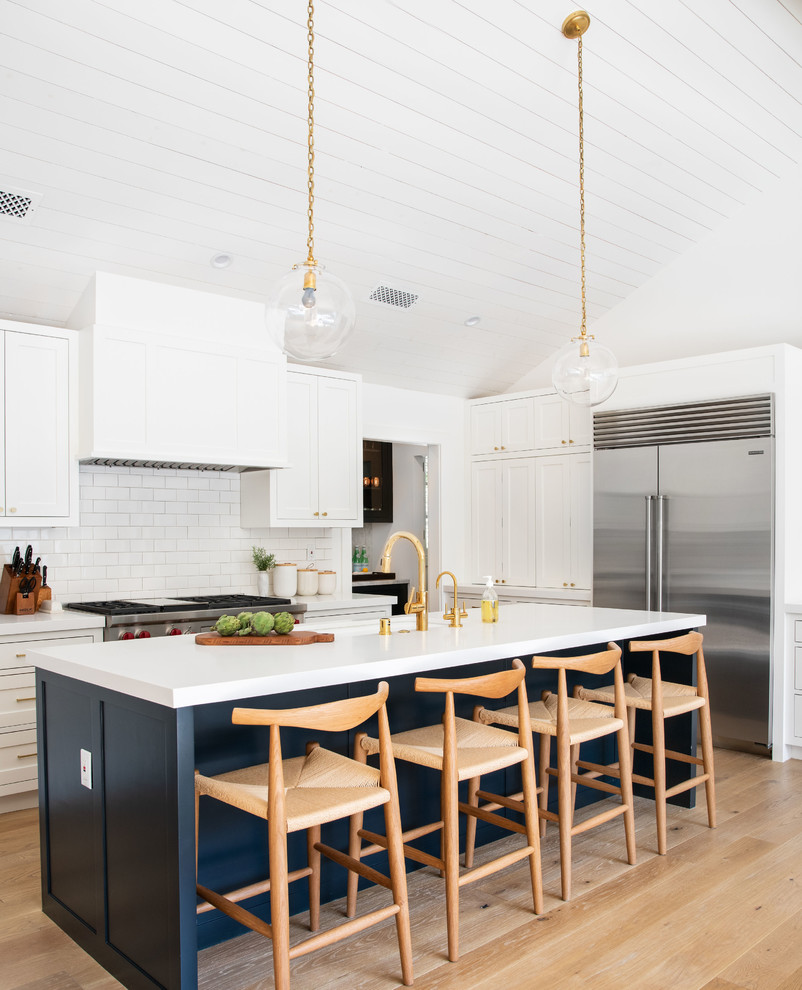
256 570 272 596
317 570 336 595
272 562 298 597
296 567 319 596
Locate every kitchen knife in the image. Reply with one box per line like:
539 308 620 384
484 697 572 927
42 566 48 588
23 545 32 573
33 557 41 574
11 547 20 571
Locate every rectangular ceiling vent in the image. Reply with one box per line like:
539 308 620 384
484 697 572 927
368 283 419 309
0 185 43 224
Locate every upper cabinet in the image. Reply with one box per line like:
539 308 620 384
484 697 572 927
78 325 287 469
240 367 362 528
0 321 77 527
469 392 591 456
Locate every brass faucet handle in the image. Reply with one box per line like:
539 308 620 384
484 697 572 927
405 588 425 615
459 601 468 619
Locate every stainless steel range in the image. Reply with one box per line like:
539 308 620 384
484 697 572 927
65 594 307 642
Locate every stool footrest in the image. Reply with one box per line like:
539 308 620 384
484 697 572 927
288 904 400 960
458 800 527 836
195 868 312 915
476 788 528 811
196 883 272 938
665 773 710 799
571 803 629 837
633 742 704 767
457 845 536 887
315 841 392 891
359 824 444 872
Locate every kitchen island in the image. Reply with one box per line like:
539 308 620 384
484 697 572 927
31 603 704 990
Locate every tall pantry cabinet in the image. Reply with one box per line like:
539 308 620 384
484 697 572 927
467 391 591 598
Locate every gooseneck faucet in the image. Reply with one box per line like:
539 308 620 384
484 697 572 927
380 531 428 631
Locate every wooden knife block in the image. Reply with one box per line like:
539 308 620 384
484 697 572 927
1 565 43 614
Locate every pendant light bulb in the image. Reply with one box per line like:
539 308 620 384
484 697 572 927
266 0 355 362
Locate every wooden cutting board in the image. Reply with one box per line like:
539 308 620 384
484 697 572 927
195 630 335 646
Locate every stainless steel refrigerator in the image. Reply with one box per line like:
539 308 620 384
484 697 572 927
593 395 774 753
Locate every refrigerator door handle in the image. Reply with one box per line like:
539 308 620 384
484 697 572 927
645 495 653 610
655 494 665 611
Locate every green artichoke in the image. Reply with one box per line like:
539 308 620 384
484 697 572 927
214 614 240 637
273 611 295 635
237 624 253 636
251 611 275 636
237 611 254 630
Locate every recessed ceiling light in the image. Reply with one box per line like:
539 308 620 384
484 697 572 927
464 316 481 327
210 253 233 269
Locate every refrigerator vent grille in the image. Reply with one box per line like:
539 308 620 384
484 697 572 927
593 395 773 449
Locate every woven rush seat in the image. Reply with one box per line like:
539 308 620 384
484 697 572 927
196 746 388 832
578 673 706 717
361 715 528 779
489 694 625 744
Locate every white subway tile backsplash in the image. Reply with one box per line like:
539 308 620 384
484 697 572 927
0 466 335 602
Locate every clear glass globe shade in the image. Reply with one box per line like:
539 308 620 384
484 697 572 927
551 337 618 407
266 263 356 362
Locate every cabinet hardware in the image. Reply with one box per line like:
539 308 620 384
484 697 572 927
563 582 568 587
16 696 36 703
16 653 26 658
570 582 575 587
322 512 328 517
9 507 16 513
18 752 37 760
0 507 3 513
494 446 499 451
313 511 319 516
561 440 567 445
500 445 506 450
569 439 575 444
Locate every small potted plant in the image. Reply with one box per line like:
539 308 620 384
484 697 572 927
252 546 276 596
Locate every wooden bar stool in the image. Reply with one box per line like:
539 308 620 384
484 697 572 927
194 683 413 990
471 644 636 902
348 659 542 963
575 631 715 855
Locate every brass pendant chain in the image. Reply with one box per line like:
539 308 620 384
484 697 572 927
306 0 316 268
577 34 587 340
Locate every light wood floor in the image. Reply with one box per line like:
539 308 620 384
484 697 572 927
4 748 802 990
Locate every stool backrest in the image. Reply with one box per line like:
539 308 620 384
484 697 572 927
628 631 703 656
232 681 390 732
415 660 526 700
531 643 622 676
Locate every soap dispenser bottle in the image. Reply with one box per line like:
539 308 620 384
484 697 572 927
481 575 499 623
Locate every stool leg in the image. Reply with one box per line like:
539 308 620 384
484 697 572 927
464 773 479 869
520 745 544 915
698 701 717 829
442 770 460 962
194 770 200 883
307 824 321 932
556 727 573 901
569 743 580 819
538 733 550 839
383 780 414 986
617 717 637 866
347 733 368 918
652 705 668 856
269 828 291 990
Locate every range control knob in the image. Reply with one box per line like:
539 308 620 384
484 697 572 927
168 628 184 636
119 631 135 641
136 630 151 639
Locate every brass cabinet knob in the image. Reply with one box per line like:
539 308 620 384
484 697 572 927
500 445 506 450
569 439 575 444
9 507 16 512
561 440 567 445
563 582 568 587
313 511 319 516
571 583 575 587
322 512 328 517
494 446 499 450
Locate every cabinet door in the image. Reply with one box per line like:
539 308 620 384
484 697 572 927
4 331 70 517
469 404 501 454
317 376 360 521
501 399 535 452
501 458 537 586
470 461 502 583
569 404 592 446
274 373 319 521
534 394 570 450
535 455 572 589
569 452 592 589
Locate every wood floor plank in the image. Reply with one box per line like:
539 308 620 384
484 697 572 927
715 908 802 989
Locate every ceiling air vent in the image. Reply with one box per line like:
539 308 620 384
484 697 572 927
0 185 43 224
368 284 419 309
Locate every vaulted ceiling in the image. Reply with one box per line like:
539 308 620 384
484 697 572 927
1 0 801 397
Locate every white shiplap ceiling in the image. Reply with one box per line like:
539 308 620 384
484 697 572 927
0 0 801 397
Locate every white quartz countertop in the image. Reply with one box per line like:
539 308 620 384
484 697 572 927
291 593 395 612
29 603 705 710
0 610 105 636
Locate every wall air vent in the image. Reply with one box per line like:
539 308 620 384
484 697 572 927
368 284 419 309
0 185 43 224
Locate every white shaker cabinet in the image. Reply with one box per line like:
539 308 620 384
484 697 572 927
469 397 535 455
470 458 537 586
0 322 76 526
535 452 591 591
241 367 362 528
533 393 592 450
78 324 287 469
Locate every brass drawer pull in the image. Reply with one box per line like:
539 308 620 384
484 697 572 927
18 752 37 760
16 653 26 658
16 696 36 703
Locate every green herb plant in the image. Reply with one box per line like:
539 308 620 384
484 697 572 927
252 546 276 572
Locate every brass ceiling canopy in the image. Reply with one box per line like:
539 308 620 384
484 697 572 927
561 10 590 39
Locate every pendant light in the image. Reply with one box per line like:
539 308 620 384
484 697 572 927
266 1 355 362
551 10 618 407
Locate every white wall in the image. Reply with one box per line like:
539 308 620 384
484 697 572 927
360 383 467 586
0 465 335 602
